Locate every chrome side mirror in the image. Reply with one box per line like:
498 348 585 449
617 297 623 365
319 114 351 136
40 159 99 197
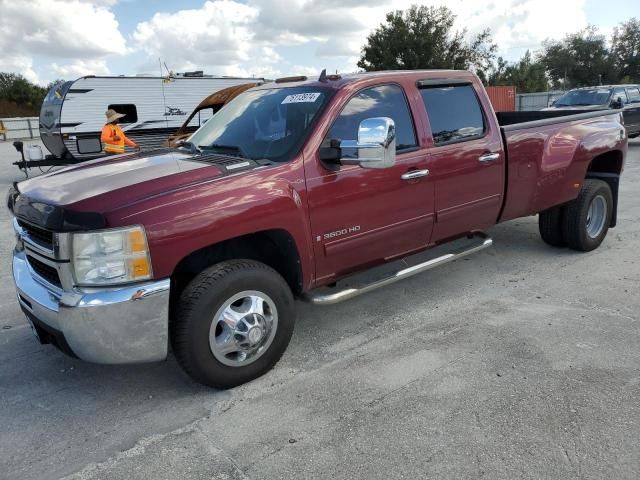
340 117 396 169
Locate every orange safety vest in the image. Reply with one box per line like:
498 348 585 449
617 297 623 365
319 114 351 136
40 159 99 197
101 123 136 153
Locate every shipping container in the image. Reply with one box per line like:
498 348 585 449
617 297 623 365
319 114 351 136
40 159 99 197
515 91 566 111
486 86 516 112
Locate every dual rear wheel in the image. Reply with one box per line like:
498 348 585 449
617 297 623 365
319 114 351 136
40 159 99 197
539 179 613 252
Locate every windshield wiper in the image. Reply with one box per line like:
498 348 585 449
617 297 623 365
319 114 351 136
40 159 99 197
201 143 246 158
177 141 201 154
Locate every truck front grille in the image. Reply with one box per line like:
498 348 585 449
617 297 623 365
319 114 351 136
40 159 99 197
26 256 62 288
18 220 54 248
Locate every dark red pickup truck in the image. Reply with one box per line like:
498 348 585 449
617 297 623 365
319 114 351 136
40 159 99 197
8 70 627 387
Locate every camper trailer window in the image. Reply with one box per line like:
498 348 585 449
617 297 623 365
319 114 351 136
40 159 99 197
77 137 103 154
107 104 138 124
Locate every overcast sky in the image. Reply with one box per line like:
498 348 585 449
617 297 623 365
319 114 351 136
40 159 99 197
0 0 637 85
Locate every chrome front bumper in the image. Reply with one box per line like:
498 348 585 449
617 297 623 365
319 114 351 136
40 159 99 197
12 249 170 364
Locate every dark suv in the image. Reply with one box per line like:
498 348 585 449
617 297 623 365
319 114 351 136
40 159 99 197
545 85 640 138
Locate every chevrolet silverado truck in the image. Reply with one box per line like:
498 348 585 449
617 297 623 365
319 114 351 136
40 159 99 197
7 70 627 388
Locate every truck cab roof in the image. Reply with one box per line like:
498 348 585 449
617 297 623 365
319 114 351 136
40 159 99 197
257 69 477 91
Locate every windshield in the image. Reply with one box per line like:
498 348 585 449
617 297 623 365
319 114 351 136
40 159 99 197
188 86 332 162
554 89 611 107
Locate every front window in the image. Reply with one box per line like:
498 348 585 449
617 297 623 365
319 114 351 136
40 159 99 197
324 84 417 159
554 89 612 107
188 87 332 163
613 89 628 104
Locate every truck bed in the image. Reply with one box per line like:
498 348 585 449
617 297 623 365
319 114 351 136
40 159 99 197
497 109 624 224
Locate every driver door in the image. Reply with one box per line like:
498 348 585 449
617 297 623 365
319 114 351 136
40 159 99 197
305 83 435 284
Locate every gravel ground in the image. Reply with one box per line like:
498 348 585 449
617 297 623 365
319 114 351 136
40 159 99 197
1 138 639 479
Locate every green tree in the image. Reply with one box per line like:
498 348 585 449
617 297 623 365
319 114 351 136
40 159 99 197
357 5 496 72
46 79 66 91
611 18 640 83
539 26 615 88
485 57 509 86
488 51 548 93
0 72 48 113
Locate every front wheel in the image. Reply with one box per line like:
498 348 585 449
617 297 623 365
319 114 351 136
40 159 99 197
562 179 613 252
171 260 295 388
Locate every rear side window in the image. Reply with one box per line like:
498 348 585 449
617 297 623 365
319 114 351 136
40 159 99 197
107 104 138 124
326 84 417 157
628 87 640 103
420 85 485 145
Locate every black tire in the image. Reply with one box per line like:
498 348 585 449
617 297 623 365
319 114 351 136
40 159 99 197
171 260 295 388
538 206 567 247
562 179 613 252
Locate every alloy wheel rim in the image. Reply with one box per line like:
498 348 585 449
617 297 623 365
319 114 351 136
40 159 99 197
209 290 278 367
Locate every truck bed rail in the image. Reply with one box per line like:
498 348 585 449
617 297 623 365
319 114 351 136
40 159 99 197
498 109 620 131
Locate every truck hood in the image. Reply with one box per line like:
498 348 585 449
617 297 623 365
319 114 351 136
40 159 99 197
15 149 248 212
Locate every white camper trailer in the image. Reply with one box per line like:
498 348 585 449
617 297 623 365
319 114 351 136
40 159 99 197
39 74 263 162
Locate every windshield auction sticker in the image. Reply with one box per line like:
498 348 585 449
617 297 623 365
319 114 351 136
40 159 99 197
282 93 321 104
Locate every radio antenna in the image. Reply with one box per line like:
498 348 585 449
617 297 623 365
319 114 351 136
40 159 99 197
159 58 168 128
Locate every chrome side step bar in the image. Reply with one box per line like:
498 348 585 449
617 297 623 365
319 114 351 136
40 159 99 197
304 232 493 306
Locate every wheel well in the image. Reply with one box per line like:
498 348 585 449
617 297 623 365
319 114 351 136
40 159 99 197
170 230 303 311
587 150 623 175
586 150 622 228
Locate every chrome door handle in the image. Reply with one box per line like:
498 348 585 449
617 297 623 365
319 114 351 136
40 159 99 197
479 152 500 163
401 169 430 181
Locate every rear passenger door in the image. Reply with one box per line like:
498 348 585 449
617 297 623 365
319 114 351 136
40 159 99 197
418 81 505 242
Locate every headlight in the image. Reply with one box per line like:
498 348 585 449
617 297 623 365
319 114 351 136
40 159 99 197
13 218 24 252
6 185 18 214
71 225 153 286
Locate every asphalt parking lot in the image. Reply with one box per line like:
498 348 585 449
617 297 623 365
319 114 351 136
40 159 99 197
1 139 639 479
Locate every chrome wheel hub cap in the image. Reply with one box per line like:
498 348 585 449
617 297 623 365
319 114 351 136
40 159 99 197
248 325 264 345
586 195 607 239
209 291 278 367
